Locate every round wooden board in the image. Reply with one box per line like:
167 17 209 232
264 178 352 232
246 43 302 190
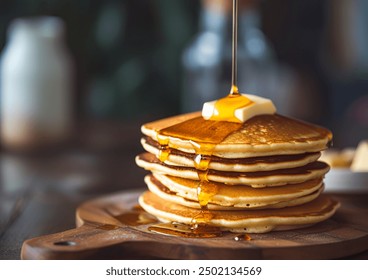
21 191 368 259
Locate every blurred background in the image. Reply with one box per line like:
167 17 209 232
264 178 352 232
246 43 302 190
1 0 368 259
1 0 368 148
0 0 367 191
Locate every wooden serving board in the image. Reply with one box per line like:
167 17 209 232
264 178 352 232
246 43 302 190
21 191 368 259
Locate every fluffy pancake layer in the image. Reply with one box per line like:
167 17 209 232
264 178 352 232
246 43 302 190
136 153 330 187
145 174 324 209
142 137 322 172
146 174 324 210
141 112 332 158
139 191 340 233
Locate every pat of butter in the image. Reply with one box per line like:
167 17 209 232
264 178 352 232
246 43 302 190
202 94 276 123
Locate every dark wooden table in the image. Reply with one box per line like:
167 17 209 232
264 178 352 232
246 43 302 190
0 121 367 259
0 120 148 259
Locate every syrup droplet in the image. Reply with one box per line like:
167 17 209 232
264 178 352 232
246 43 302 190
197 180 219 208
191 142 218 208
158 146 170 162
157 134 170 162
194 154 210 171
97 224 119 231
148 222 222 238
234 233 252 241
230 84 239 95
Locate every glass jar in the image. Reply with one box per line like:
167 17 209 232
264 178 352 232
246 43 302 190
1 17 74 151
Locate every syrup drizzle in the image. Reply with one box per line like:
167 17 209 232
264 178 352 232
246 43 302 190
231 0 238 93
157 134 170 162
151 0 246 238
208 0 253 123
157 118 243 209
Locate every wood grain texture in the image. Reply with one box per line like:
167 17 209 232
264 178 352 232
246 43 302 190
21 191 368 260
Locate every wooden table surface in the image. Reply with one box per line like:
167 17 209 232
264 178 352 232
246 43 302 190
0 121 367 260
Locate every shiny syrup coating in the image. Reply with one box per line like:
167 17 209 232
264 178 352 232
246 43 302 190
114 210 157 226
157 118 242 207
153 101 247 236
148 222 223 238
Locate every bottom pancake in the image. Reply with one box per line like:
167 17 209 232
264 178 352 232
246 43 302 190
139 191 340 233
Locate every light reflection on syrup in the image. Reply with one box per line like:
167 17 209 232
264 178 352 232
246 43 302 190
230 84 239 95
191 209 214 224
158 147 170 162
148 222 222 238
197 181 219 208
157 134 170 162
113 208 158 227
97 224 119 231
234 233 252 241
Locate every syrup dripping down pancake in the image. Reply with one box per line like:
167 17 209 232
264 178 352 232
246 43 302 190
136 153 330 187
141 112 332 158
141 137 321 172
145 174 325 210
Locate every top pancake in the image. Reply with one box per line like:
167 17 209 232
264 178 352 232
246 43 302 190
141 112 332 158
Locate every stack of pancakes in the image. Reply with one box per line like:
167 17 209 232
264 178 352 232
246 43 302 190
136 112 340 233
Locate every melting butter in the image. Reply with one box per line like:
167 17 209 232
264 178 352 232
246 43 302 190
202 93 276 123
210 93 253 123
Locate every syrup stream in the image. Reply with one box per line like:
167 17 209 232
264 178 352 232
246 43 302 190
148 0 249 238
230 0 239 96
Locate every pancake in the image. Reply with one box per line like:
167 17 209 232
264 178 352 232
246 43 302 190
141 112 332 158
136 153 330 187
136 104 338 236
146 174 324 209
139 191 340 233
141 137 322 172
145 174 324 210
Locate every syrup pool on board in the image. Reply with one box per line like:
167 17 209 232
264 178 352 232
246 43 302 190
148 222 223 238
